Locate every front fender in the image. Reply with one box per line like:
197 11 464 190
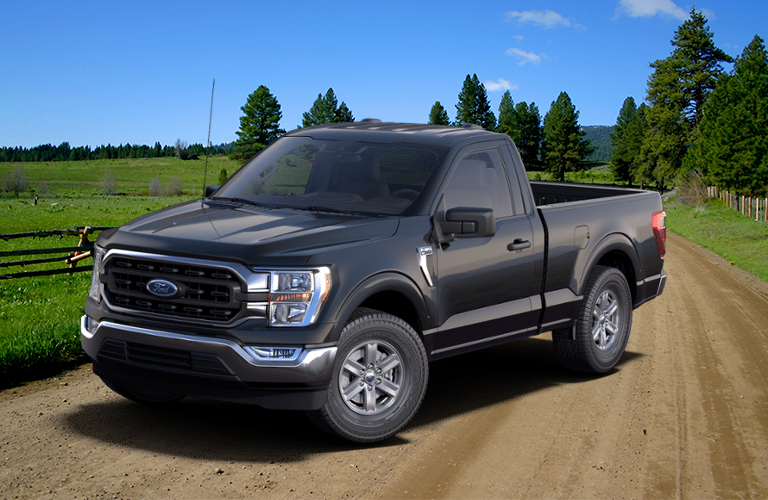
329 272 431 343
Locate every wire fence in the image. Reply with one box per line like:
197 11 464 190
0 226 112 279
708 187 768 222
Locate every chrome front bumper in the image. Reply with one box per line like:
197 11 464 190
81 315 337 409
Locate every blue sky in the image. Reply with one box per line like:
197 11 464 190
2 0 765 149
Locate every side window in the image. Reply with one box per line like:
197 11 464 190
443 148 514 218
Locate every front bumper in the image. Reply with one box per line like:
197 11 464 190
81 316 337 410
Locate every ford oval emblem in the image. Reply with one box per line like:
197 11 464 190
146 279 179 298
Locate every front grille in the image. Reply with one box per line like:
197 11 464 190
104 255 243 322
99 339 231 375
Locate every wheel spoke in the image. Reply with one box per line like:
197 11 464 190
605 300 618 318
364 343 378 367
377 377 400 398
376 353 400 375
605 320 619 335
364 386 377 412
342 379 365 400
342 358 365 376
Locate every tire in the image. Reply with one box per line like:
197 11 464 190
307 307 428 443
102 378 184 405
552 265 633 373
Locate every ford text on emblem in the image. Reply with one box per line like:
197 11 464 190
146 279 179 298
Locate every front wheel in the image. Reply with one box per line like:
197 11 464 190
307 308 428 443
553 265 633 373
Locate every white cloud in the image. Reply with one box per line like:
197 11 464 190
617 0 688 20
506 48 544 65
484 78 518 92
505 9 573 29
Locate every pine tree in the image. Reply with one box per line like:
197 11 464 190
515 102 542 169
455 74 496 129
640 9 732 191
497 91 518 139
610 97 648 187
685 36 768 196
301 88 354 127
231 85 285 162
541 92 594 182
428 101 450 125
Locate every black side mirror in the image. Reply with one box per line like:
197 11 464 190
439 208 496 238
205 185 220 197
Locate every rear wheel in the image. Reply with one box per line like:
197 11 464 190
553 265 632 373
307 308 428 443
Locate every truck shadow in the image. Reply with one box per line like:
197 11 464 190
61 337 643 462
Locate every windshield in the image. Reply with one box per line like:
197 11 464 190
213 137 448 216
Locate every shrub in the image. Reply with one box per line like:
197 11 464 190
100 170 117 195
3 164 29 195
148 176 162 196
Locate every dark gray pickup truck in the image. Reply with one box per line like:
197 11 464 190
81 121 666 442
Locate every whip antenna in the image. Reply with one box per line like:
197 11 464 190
202 78 215 195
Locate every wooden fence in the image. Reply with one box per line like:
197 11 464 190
0 227 112 279
708 186 768 222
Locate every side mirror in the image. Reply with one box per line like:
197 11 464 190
439 208 496 238
205 185 220 197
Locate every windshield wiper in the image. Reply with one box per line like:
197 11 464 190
302 206 356 215
212 197 266 208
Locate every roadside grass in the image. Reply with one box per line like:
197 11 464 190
0 196 195 388
665 198 768 283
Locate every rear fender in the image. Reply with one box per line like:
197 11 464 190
575 233 641 298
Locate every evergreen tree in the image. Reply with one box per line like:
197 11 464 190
515 102 542 169
428 101 450 125
455 74 496 130
231 85 285 162
496 91 518 139
685 36 768 196
610 97 648 187
541 92 594 182
301 88 354 127
640 9 732 190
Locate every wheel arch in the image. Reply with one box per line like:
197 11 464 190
577 233 640 304
331 272 430 343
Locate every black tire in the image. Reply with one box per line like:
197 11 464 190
307 307 428 443
102 378 184 405
553 265 633 373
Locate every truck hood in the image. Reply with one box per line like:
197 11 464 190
100 200 400 265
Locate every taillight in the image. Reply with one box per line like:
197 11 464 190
652 211 666 259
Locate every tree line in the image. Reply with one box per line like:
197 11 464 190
0 141 232 163
611 9 767 197
231 77 594 182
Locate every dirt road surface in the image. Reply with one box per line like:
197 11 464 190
2 232 768 499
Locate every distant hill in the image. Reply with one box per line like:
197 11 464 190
582 126 614 163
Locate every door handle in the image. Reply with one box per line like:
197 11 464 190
508 239 531 252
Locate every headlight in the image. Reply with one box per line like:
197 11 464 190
269 268 331 327
89 245 105 302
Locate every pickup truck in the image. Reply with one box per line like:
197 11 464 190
81 120 667 443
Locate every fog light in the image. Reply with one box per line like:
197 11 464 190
81 316 101 339
244 346 301 362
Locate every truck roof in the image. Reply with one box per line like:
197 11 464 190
282 120 505 147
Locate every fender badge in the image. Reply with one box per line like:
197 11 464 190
146 279 179 298
417 246 434 287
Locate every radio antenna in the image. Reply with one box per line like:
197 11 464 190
202 78 215 196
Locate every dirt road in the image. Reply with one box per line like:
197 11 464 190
2 232 768 499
